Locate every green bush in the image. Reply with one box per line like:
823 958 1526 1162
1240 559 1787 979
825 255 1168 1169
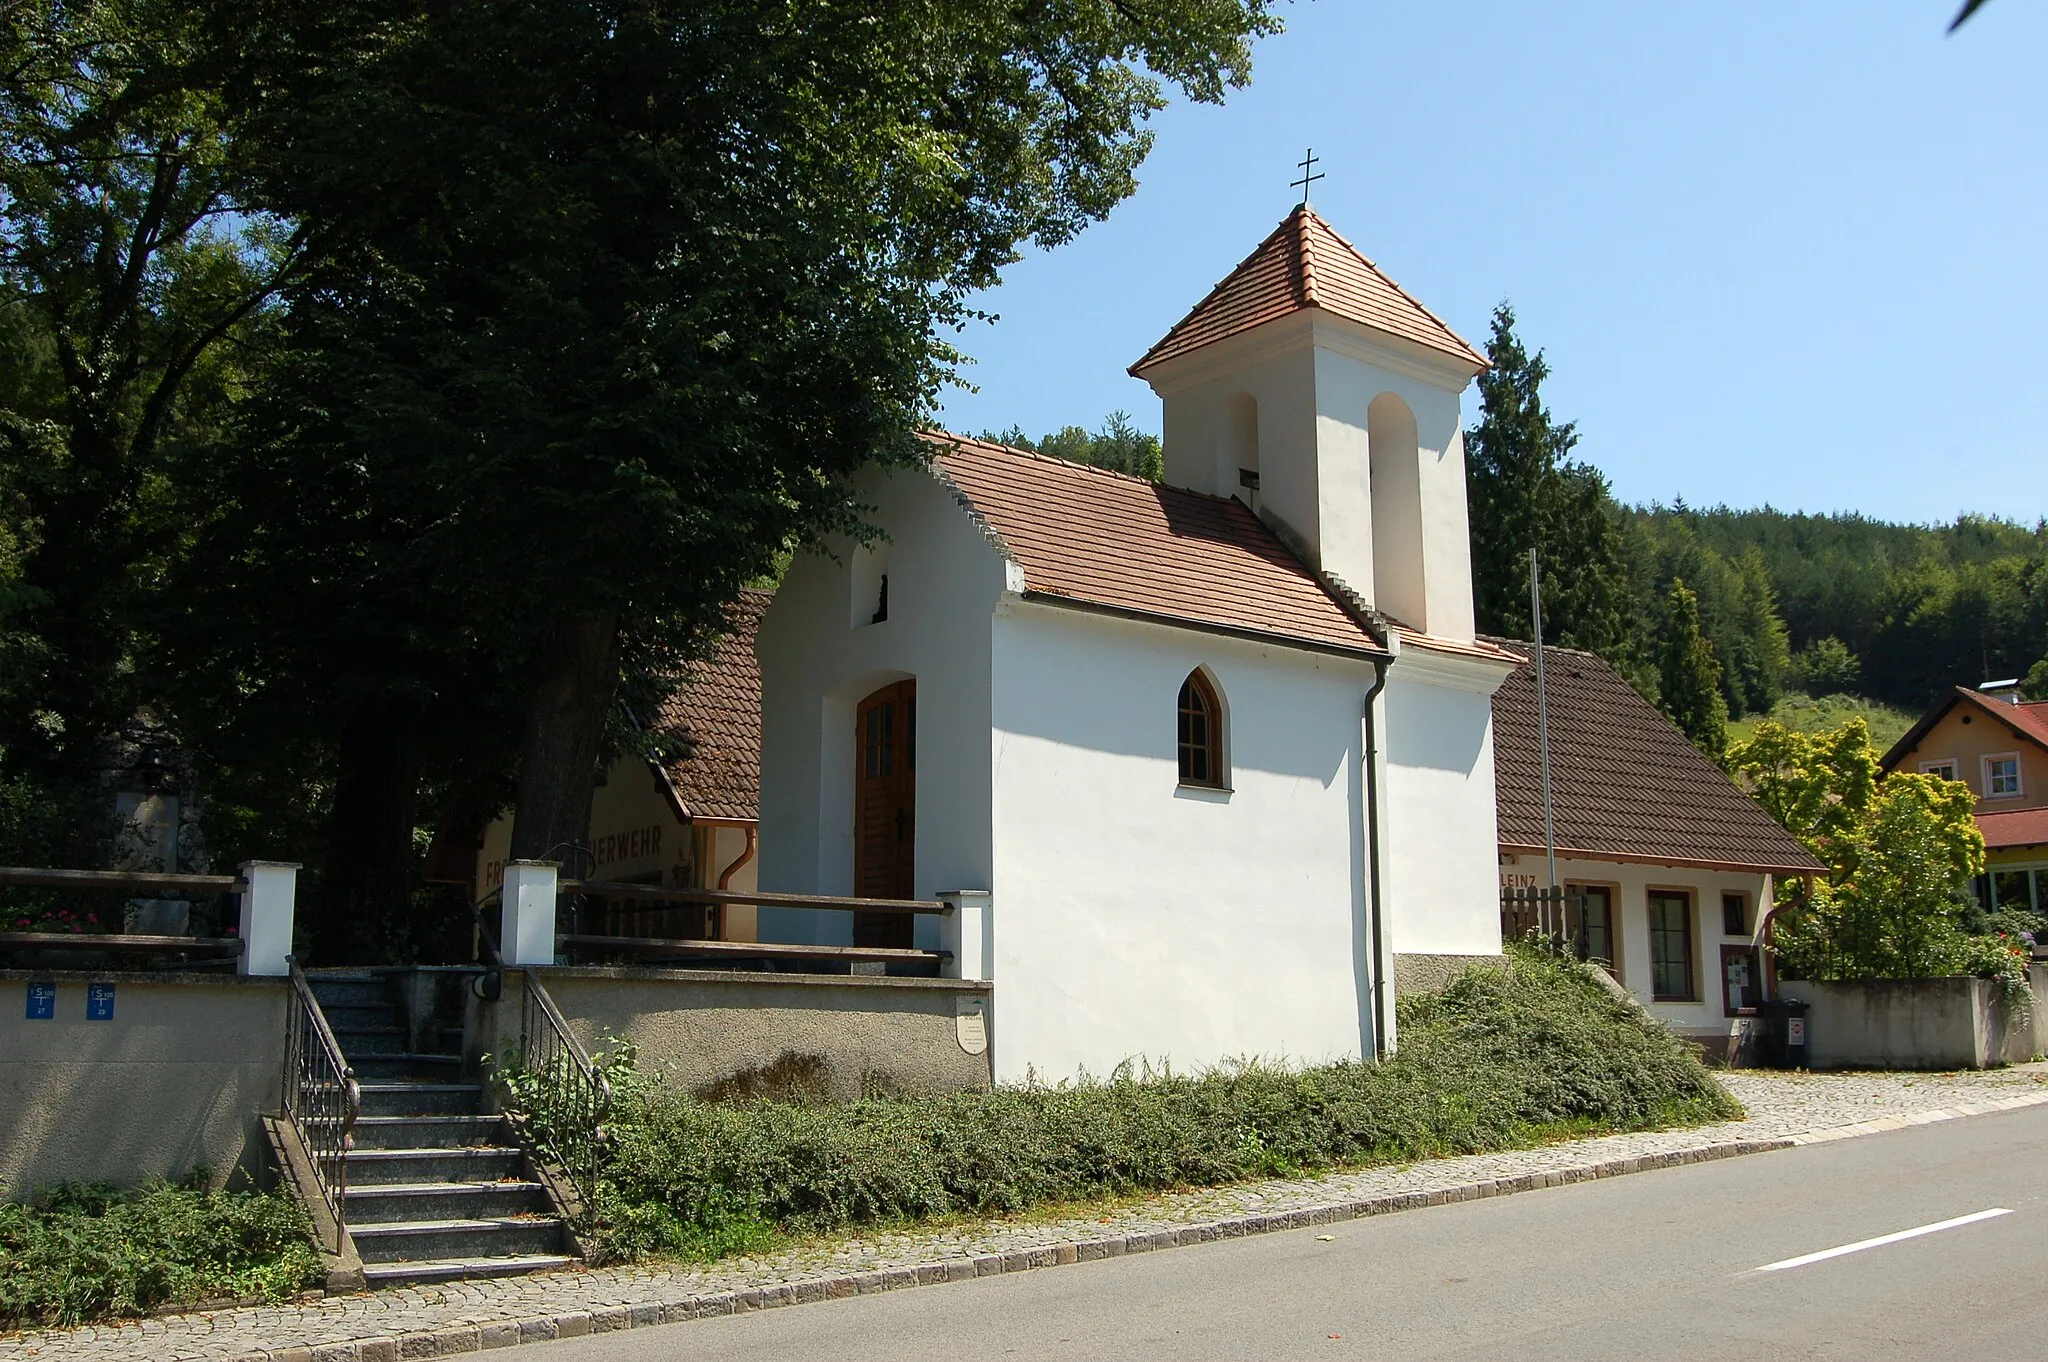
578 950 1737 1262
0 1180 319 1329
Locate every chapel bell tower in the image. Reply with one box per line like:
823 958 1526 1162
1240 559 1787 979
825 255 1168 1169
1130 205 1488 642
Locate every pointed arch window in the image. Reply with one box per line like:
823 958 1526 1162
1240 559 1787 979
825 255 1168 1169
1177 669 1226 788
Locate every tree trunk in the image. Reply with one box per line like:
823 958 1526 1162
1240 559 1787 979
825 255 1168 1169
508 615 622 870
316 704 425 964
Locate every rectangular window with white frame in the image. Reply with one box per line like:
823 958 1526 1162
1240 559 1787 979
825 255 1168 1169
1918 758 1959 783
1983 753 2023 799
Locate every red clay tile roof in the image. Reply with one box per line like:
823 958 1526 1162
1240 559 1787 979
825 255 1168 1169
1488 637 1826 876
1130 205 1489 375
1883 687 2048 771
928 434 1387 658
650 589 767 824
1978 807 2048 851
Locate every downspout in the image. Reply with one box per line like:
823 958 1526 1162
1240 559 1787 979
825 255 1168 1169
1364 656 1392 1060
717 825 759 890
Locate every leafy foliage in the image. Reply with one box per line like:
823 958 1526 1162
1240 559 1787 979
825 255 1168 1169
1789 636 1862 697
555 951 1736 1263
981 411 1164 481
0 1180 317 1328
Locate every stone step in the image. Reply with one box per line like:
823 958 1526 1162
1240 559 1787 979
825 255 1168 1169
349 1215 566 1264
344 1181 554 1225
358 1253 576 1287
304 974 391 1009
332 1025 413 1057
346 1146 526 1186
356 1083 485 1118
350 1053 467 1083
319 1001 405 1032
351 1114 505 1150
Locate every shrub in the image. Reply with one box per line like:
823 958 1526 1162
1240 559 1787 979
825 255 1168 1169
569 950 1736 1263
0 1180 319 1329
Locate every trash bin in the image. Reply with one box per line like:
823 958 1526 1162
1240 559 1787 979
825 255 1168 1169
1756 999 1811 1069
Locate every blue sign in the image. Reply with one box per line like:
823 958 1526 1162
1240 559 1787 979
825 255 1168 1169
86 983 115 1022
26 983 54 1020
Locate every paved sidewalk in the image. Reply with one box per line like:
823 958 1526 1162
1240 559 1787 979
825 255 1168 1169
8 1066 2048 1361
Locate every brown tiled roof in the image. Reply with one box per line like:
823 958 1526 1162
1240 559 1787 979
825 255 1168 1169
1390 623 1522 666
928 434 1387 658
1978 807 2048 851
1883 687 2048 771
1130 205 1489 375
1488 637 1826 876
650 589 768 824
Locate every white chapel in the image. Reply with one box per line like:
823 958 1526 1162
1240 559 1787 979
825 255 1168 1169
752 205 1520 1084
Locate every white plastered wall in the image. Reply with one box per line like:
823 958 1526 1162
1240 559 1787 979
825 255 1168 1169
987 601 1378 1083
1503 853 1777 1037
756 465 1007 948
1380 650 1511 959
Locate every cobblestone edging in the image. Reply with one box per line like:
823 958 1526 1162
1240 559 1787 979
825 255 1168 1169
224 1138 1796 1362
10 1069 2048 1361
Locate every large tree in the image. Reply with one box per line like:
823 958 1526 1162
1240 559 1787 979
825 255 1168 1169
0 0 293 791
1654 579 1728 756
214 1 1280 911
1465 304 1633 659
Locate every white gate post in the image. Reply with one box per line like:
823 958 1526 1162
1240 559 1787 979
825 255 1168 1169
500 861 560 966
237 861 299 976
937 889 992 982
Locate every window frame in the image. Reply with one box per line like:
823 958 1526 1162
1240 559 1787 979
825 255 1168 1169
1983 752 2024 800
1564 880 1622 983
1176 668 1229 791
1721 890 1750 938
1918 758 1959 783
1646 887 1699 1003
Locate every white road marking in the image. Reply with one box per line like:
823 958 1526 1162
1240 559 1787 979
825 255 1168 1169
1756 1208 2014 1272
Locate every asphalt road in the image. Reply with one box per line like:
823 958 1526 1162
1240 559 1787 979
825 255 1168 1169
534 1105 2048 1360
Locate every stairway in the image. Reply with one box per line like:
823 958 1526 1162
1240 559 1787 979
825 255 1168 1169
305 971 575 1286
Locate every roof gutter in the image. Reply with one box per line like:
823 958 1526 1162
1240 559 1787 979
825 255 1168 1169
1497 841 1827 879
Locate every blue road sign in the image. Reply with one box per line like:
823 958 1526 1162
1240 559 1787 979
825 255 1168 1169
26 983 54 1020
86 983 115 1021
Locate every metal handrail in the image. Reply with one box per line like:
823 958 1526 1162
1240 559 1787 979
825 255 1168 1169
283 957 360 1253
474 906 612 1231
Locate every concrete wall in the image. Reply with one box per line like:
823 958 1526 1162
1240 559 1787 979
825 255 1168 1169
756 463 1007 949
471 968 991 1100
987 600 1379 1083
0 973 286 1196
1788 976 2024 1070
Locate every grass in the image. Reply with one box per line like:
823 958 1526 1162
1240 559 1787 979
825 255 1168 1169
1728 692 1918 751
0 1180 319 1330
569 948 1741 1265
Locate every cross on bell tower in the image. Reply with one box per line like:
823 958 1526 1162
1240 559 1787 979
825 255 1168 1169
1290 148 1324 207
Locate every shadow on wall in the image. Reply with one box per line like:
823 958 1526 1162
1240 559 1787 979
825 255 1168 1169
1384 681 1487 776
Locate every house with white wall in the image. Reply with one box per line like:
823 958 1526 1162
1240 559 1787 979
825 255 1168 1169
1489 638 1826 1057
757 205 1519 1083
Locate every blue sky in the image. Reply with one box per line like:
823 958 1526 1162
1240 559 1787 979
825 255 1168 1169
935 2 2048 525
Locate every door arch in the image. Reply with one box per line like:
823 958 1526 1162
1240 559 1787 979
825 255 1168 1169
853 679 916 947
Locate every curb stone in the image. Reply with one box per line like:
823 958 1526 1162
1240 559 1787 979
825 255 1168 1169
218 1137 1791 1361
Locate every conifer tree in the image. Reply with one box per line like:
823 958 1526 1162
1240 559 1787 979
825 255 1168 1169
1657 579 1728 756
1465 304 1631 659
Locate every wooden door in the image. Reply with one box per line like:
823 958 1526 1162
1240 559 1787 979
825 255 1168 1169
854 680 915 947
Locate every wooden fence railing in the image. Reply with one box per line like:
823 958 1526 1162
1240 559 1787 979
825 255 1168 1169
554 879 953 969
